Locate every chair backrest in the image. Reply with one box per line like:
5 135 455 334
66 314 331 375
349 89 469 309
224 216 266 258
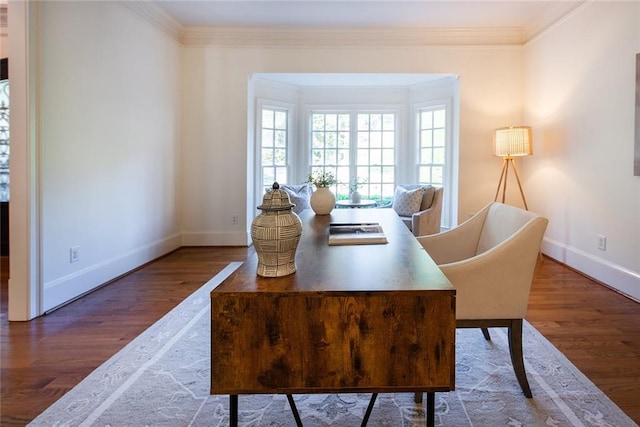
476 202 543 255
397 184 436 210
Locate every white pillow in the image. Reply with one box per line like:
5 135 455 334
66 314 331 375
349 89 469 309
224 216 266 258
393 186 425 217
280 184 312 214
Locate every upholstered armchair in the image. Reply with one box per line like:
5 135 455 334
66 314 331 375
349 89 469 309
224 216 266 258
392 184 444 236
416 202 548 398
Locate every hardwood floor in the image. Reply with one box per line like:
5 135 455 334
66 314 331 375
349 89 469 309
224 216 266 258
1 249 639 425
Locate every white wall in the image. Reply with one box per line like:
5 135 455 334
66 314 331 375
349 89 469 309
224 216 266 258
524 1 640 300
181 45 523 245
9 1 182 317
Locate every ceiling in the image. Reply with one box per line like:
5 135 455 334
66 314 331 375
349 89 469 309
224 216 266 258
152 0 582 31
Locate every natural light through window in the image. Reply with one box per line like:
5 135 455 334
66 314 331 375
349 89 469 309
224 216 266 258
418 107 446 186
310 112 396 201
260 107 289 193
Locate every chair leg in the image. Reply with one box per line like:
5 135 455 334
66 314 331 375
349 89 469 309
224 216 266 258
508 319 533 398
481 327 491 341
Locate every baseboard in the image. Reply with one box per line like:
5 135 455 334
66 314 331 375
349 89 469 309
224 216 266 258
181 231 250 246
42 233 182 313
542 237 640 302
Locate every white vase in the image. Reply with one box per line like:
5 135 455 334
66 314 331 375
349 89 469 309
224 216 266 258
310 187 336 215
350 191 361 204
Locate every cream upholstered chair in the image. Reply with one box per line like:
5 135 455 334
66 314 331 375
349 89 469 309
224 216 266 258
392 184 444 236
416 202 548 398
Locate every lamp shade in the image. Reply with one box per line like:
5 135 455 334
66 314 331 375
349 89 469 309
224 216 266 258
493 126 533 157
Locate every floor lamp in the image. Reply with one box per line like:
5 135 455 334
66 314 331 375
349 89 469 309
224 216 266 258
493 126 533 210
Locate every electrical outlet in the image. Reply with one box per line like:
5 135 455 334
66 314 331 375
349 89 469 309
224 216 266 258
231 215 239 225
70 246 80 263
597 235 606 251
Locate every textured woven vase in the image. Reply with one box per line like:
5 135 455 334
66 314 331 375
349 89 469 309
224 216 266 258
251 183 303 277
310 187 336 215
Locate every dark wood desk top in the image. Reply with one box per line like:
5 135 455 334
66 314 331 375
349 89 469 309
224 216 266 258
214 208 453 294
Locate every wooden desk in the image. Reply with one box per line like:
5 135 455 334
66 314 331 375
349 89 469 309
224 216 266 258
211 208 455 426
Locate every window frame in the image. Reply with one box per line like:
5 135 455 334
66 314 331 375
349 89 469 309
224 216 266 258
255 98 296 208
412 98 456 229
303 105 403 202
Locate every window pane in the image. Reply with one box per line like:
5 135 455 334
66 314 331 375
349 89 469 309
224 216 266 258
312 149 324 165
419 166 431 183
312 132 325 148
262 129 274 147
275 111 287 129
370 149 382 165
338 114 350 130
370 114 382 130
275 167 287 183
421 111 432 127
312 114 325 130
433 109 445 128
382 183 395 200
382 149 394 164
338 131 349 148
263 167 275 183
383 114 395 130
274 148 286 165
370 166 382 182
433 147 445 164
326 114 337 130
357 133 369 148
432 166 444 185
421 148 432 163
434 129 445 146
358 114 369 130
382 132 394 148
275 130 286 147
326 132 337 148
421 130 432 147
357 149 368 165
336 166 350 185
382 166 394 183
262 110 274 128
325 149 337 165
369 132 382 148
338 149 350 165
262 148 273 164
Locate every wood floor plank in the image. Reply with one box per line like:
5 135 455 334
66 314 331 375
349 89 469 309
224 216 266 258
1 249 639 425
526 257 640 424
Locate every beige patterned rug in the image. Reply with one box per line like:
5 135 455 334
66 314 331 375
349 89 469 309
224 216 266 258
30 262 636 426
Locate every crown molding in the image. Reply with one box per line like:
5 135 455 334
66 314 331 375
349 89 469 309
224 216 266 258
180 26 525 47
121 0 582 48
523 1 586 42
121 0 182 41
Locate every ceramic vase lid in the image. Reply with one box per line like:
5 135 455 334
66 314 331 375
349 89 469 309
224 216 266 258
257 182 296 211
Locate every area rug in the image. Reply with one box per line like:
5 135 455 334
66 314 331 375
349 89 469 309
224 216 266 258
29 262 637 427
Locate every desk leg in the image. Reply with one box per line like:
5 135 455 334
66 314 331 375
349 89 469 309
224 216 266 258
286 394 304 427
426 392 435 427
230 394 238 427
361 393 378 426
